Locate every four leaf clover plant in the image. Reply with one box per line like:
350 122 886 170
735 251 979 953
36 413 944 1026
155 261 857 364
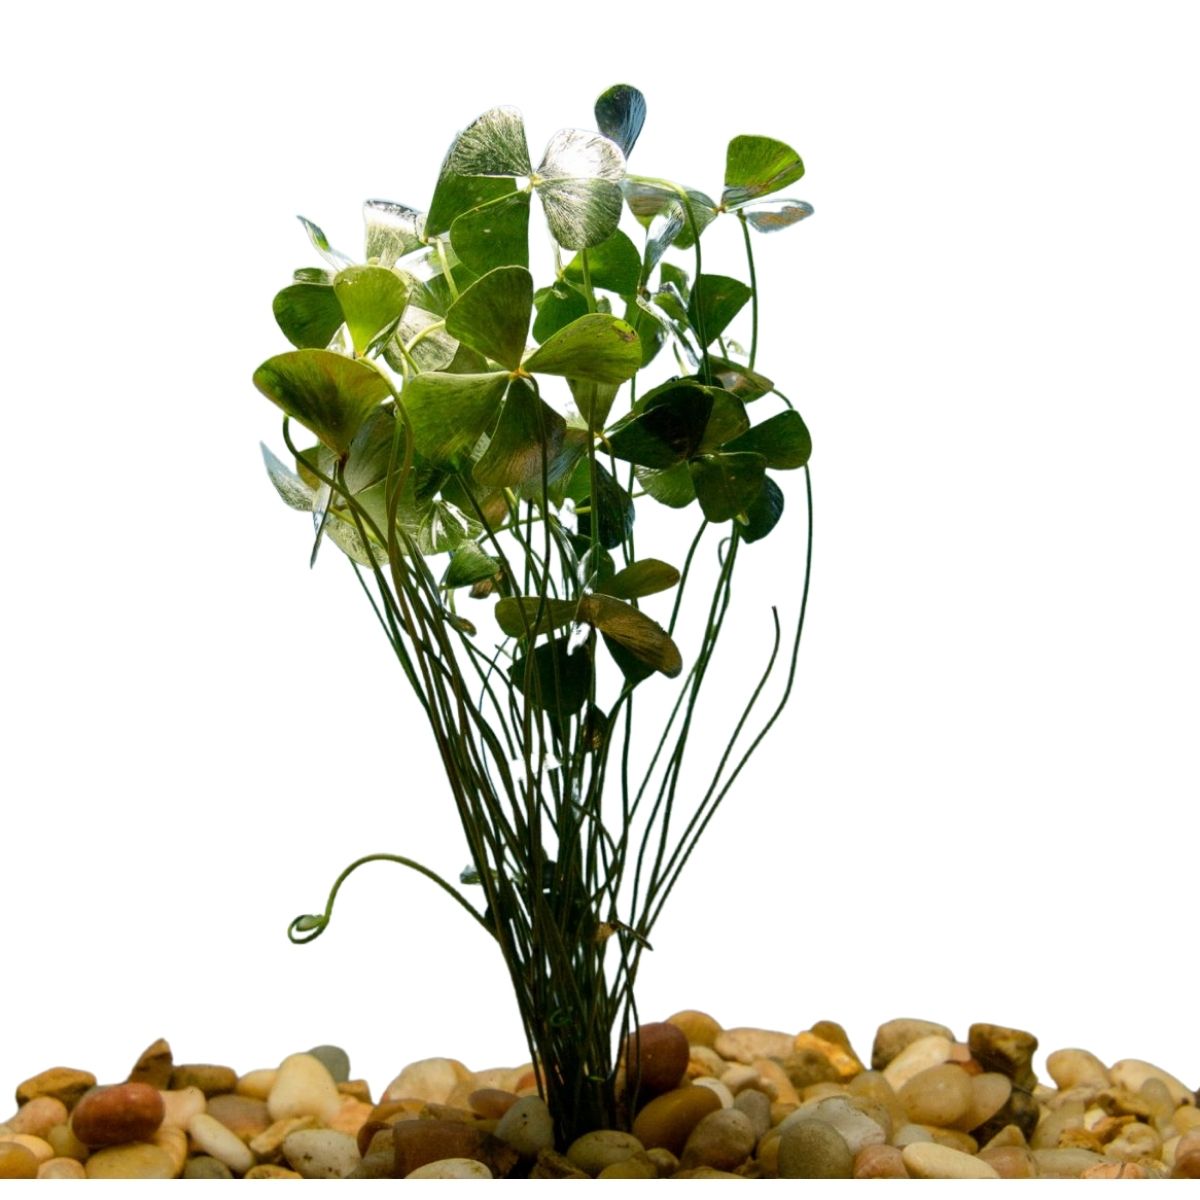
252 84 814 1147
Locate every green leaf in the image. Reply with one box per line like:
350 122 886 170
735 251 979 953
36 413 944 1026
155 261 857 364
445 266 533 371
343 404 404 494
689 452 768 523
741 198 814 233
363 199 424 266
261 442 315 511
495 596 579 639
450 191 531 274
399 370 509 465
473 378 566 489
536 129 625 250
577 593 681 678
293 266 332 285
425 170 515 239
741 476 785 544
253 349 391 455
533 280 589 343
688 275 752 348
417 499 480 554
697 388 750 452
725 409 812 469
567 376 619 430
272 283 344 350
333 265 410 356
564 230 641 298
660 262 690 302
443 540 501 589
636 462 696 508
297 215 352 269
523 313 640 384
624 298 665 368
447 106 532 177
707 355 774 402
594 84 646 158
607 383 713 468
643 200 684 274
723 135 805 207
510 639 592 719
570 458 633 551
598 559 680 601
623 179 717 250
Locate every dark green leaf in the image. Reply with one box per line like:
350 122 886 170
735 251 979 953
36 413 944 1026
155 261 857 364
344 405 403 494
272 283 344 349
624 298 666 368
441 471 510 532
425 169 515 239
598 559 680 600
564 230 641 298
253 349 391 455
577 593 681 678
297 216 352 269
698 388 750 452
495 596 578 639
443 541 501 588
607 383 713 468
417 499 480 554
533 280 588 343
510 639 592 718
567 376 619 429
688 275 752 348
473 378 566 489
660 262 690 303
707 355 774 402
594 84 646 158
524 313 640 384
447 106 532 177
689 452 768 523
261 442 314 511
450 191 531 274
536 129 625 250
636 462 696 508
570 457 633 551
333 265 410 356
398 370 509 465
723 135 805 207
445 266 533 371
741 198 814 233
741 476 785 543
364 199 424 266
725 409 812 468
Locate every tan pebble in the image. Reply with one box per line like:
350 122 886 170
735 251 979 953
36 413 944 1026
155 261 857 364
776 1120 853 1178
871 1019 955 1071
151 1124 187 1176
529 1147 589 1179
671 1165 743 1177
235 1068 277 1100
897 1063 973 1128
667 1009 722 1048
883 1034 953 1092
337 1079 372 1104
37 1155 87 1179
470 1066 525 1094
468 1088 519 1119
961 1071 1012 1131
407 1156 493 1178
981 1122 1027 1151
170 1064 237 1097
769 1100 798 1127
720 1064 759 1094
566 1128 644 1175
1175 1108 1200 1134
244 1162 303 1178
968 1023 1038 1086
127 1038 173 1089
381 1057 470 1105
679 1107 756 1171
8 1096 68 1138
597 1152 657 1179
159 1085 206 1130
85 1141 176 1179
1178 1128 1200 1156
686 1045 727 1078
1046 1047 1111 1091
645 1146 679 1176
4 1134 53 1164
267 1053 341 1123
71 1082 165 1148
927 1126 979 1154
794 1031 863 1079
691 1076 735 1107
853 1143 908 1178
714 1026 794 1064
800 1081 848 1103
1110 1058 1195 1108
633 1086 722 1157
45 1122 89 1161
1097 1085 1153 1119
755 1129 781 1176
892 1122 935 1147
1084 1160 1149 1178
752 1058 799 1105
189 1111 255 1174
902 1141 998 1179
327 1094 374 1138
207 1092 271 1141
282 1128 362 1179
1174 1149 1200 1179
493 1095 553 1157
782 1096 886 1156
250 1115 318 1160
1105 1120 1161 1161
0 1141 39 1178
1031 1098 1086 1148
979 1144 1038 1177
1032 1146 1105 1177
15 1068 96 1111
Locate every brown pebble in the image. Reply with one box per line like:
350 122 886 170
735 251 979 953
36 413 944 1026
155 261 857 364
169 1063 237 1097
469 1088 520 1119
978 1144 1038 1178
15 1067 97 1111
632 1085 722 1156
71 1082 165 1148
853 1143 908 1178
1172 1149 1200 1179
968 1023 1038 1087
623 1022 690 1100
391 1118 517 1179
127 1038 173 1089
529 1147 589 1179
337 1079 372 1104
1084 1161 1148 1179
0 1142 39 1179
207 1092 271 1141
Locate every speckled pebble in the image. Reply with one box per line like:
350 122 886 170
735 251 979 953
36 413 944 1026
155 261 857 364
408 1156 494 1178
777 1119 854 1179
494 1095 554 1157
902 1140 1000 1178
283 1127 362 1179
183 1155 235 1179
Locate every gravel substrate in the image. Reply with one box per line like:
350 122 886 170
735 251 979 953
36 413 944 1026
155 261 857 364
3 1015 1198 1178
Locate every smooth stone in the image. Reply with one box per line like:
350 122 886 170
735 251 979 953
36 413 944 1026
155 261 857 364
37 1156 87 1179
15 1067 96 1110
152 1125 187 1176
672 1165 744 1178
691 1076 735 1108
666 1009 722 1048
327 1094 374 1138
902 1141 999 1179
963 1071 1012 1131
283 1127 361 1179
268 1052 342 1123
687 1046 727 1079
392 1118 517 1179
978 1144 1038 1178
338 1079 373 1104
968 1023 1038 1086
8 1096 68 1138
245 1163 303 1178
408 1156 493 1178
207 1091 271 1141
733 1088 772 1138
236 1068 277 1100
598 1152 657 1179
872 1019 955 1071
679 1107 755 1171
159 1085 206 1130
781 1048 841 1089
714 1027 794 1064
566 1128 645 1175
382 1057 470 1105
897 1063 974 1128
623 1022 690 1098
70 1081 165 1147
127 1038 173 1089
169 1063 237 1097
5 1138 51 1170
1033 1147 1105 1177
250 1114 318 1160
1105 1120 1162 1161
1046 1048 1111 1091
882 1035 953 1091
777 1120 853 1179
307 1044 351 1084
84 1141 175 1179
189 1111 255 1174
493 1094 553 1157
982 1122 1028 1151
0 1142 39 1179
784 1095 887 1155
1175 1150 1200 1179
45 1121 89 1160
1085 1161 1150 1178
720 1064 760 1094
348 1150 395 1180
632 1085 722 1156
183 1155 234 1179
752 1058 800 1105
529 1147 589 1179
794 1031 864 1079
1111 1058 1195 1108
469 1088 520 1119
853 1143 908 1178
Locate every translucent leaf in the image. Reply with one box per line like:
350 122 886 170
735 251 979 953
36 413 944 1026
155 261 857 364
689 451 768 523
297 216 352 270
725 409 812 469
536 129 626 250
445 266 533 371
722 135 805 208
707 355 774 402
252 349 391 455
624 179 717 249
688 275 752 348
594 84 647 158
644 199 684 274
564 229 641 298
272 283 344 350
533 280 588 343
325 510 389 566
577 593 681 678
741 198 814 233
333 264 410 356
636 461 696 508
495 596 579 639
659 263 690 303
261 442 315 512
390 304 459 373
418 499 479 555
607 382 713 468
523 313 641 385
364 199 424 266
473 378 566 489
398 370 509 466
450 191 531 274
598 559 680 601
447 106 532 177
443 540 501 589
741 476 785 544
425 169 516 240
567 376 619 430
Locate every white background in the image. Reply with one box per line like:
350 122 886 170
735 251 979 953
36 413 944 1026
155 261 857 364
2 0 1197 1111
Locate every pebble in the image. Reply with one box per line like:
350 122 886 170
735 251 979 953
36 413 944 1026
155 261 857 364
282 1127 362 1178
566 1128 645 1174
720 1064 760 1094
245 1163 303 1178
897 1063 974 1128
236 1068 277 1100
188 1111 255 1174
963 1071 1012 1131
169 1063 237 1096
785 1095 887 1155
777 1119 854 1178
206 1091 271 1141
733 1088 773 1138
598 1152 658 1178
408 1156 494 1178
183 1155 234 1179
679 1107 755 1171
623 1022 690 1098
7 1135 52 1165
382 1057 471 1105
794 1030 863 1079
872 1019 955 1071
1031 1146 1105 1178
631 1085 722 1156
70 1082 165 1147
84 1141 177 1179
127 1038 174 1089
968 1023 1037 1086
45 1120 89 1160
781 1048 841 1089
37 1156 88 1179
979 1144 1038 1177
493 1094 554 1157
250 1114 318 1160
0 1142 39 1179
15 1067 96 1110
1110 1058 1195 1108
882 1034 952 1091
8 1095 68 1138
159 1085 206 1130
714 1027 794 1064
307 1044 351 1084
392 1117 516 1179
530 1147 589 1179
1046 1048 1111 1091
853 1143 908 1178
902 1141 1000 1179
1105 1120 1162 1162
152 1125 188 1176
666 1009 722 1048
690 1076 735 1108
268 1052 342 1123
